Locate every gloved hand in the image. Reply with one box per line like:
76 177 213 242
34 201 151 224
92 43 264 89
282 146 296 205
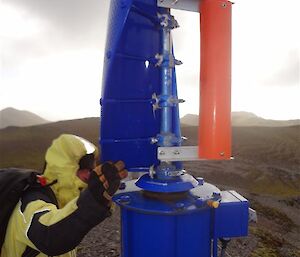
87 161 128 206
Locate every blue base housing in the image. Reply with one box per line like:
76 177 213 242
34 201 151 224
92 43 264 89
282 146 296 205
114 180 249 257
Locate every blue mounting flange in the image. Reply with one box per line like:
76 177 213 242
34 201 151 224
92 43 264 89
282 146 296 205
135 173 200 193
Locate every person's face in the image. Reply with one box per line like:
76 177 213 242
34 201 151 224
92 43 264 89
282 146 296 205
76 169 91 183
76 159 96 183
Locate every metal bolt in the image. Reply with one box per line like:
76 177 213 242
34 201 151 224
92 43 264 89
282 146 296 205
175 202 185 210
173 150 180 155
151 138 158 144
119 182 126 190
220 152 225 156
212 191 221 197
221 2 227 8
118 195 131 204
159 150 165 155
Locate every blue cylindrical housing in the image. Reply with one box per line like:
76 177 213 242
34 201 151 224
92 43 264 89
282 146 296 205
114 181 217 257
114 181 249 257
121 208 211 257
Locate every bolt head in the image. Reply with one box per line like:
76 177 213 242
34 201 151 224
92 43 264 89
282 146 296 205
221 2 227 8
117 195 131 204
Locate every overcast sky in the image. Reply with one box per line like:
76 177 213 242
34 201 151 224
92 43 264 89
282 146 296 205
0 0 299 121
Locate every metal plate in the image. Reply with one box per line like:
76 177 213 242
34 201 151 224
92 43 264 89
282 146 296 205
157 146 201 161
157 0 200 13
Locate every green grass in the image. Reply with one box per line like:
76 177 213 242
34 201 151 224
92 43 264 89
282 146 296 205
250 227 300 257
250 227 284 257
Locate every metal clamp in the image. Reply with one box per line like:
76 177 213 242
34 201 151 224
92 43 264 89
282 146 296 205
155 53 182 68
152 93 185 110
158 146 201 161
157 13 179 29
248 208 258 223
157 0 200 13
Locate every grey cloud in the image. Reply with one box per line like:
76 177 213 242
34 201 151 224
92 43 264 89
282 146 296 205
6 0 110 38
2 0 110 68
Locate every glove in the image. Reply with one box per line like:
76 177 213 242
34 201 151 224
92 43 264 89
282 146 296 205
87 161 128 206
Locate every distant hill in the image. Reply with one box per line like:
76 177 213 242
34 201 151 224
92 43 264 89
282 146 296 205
0 107 49 129
0 116 298 175
0 117 99 169
181 112 300 127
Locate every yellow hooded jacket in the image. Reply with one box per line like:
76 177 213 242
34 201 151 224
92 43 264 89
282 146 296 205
1 134 110 257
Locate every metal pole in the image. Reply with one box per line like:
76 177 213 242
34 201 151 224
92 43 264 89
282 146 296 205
160 10 173 135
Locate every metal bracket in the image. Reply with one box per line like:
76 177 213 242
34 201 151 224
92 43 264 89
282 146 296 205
158 146 201 161
157 12 180 29
157 0 200 13
248 208 258 223
155 53 183 68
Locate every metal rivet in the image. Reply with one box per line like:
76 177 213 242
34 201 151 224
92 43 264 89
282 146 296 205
212 191 221 197
119 182 126 190
159 151 165 155
175 202 185 210
173 150 180 155
220 152 225 156
221 2 227 8
118 195 131 204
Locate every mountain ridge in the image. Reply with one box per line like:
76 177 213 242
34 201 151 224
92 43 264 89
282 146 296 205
181 112 300 127
0 107 49 129
2 107 299 129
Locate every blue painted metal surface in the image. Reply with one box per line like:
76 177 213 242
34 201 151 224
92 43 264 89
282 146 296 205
113 180 249 257
135 173 199 193
100 0 182 172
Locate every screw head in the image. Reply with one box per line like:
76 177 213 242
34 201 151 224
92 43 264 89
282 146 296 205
175 202 185 210
119 182 126 190
173 150 180 155
221 2 227 8
117 195 131 204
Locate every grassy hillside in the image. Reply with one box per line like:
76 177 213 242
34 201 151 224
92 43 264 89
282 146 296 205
0 118 99 170
1 118 299 196
182 125 300 197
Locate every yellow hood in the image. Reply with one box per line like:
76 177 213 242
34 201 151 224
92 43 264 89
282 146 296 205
44 134 98 208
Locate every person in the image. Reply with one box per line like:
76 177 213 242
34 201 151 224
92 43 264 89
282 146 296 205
1 134 127 257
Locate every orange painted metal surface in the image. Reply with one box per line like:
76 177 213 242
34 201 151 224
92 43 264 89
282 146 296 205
198 0 232 159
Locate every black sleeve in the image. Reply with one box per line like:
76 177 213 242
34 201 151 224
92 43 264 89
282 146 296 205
27 189 111 255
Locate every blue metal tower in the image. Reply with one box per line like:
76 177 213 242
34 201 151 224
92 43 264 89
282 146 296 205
100 0 250 256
